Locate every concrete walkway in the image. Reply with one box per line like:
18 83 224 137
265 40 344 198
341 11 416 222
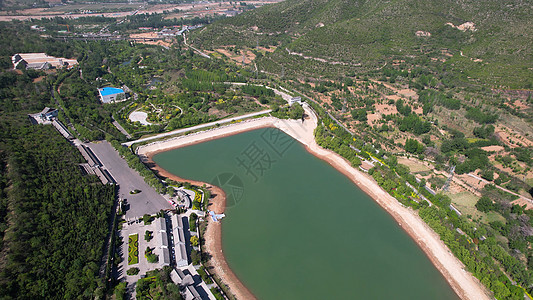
123 109 272 146
113 119 132 139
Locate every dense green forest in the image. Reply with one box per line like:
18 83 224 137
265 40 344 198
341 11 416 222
0 117 115 298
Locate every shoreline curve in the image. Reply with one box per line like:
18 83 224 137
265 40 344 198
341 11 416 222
138 108 491 300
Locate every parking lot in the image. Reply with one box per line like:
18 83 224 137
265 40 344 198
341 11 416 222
86 141 173 218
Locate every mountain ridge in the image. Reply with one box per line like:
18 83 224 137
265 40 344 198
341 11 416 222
192 0 532 88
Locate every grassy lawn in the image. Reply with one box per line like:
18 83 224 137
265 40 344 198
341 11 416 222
398 158 431 173
128 233 139 265
448 191 506 224
484 211 507 224
449 191 481 217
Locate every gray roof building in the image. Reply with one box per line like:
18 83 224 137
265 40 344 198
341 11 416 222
52 120 73 139
170 268 194 286
12 53 77 70
175 227 186 245
176 242 188 267
171 213 184 229
160 231 169 248
156 217 167 233
160 247 170 267
184 285 201 300
176 215 184 229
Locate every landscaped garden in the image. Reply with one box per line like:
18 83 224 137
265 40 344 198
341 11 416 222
192 190 203 210
145 247 158 263
128 233 139 265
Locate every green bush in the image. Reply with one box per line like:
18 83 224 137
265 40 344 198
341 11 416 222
191 249 201 265
197 266 213 284
189 213 198 231
144 230 153 242
126 267 140 275
211 287 225 300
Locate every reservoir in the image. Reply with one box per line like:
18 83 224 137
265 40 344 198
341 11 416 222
153 128 459 300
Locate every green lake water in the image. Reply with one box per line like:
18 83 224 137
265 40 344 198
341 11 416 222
153 128 459 300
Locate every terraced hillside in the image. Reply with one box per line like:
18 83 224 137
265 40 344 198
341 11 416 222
192 0 532 88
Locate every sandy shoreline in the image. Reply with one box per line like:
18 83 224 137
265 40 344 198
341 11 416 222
138 107 490 300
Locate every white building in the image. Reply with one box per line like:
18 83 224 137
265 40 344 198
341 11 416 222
171 214 188 267
98 87 126 103
12 53 77 70
288 96 303 106
156 217 171 266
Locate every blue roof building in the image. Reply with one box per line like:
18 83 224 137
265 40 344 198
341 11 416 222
98 87 125 103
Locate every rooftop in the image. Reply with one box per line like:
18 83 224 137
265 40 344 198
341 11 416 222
99 87 124 96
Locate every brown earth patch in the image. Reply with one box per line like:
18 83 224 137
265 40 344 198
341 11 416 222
481 145 504 152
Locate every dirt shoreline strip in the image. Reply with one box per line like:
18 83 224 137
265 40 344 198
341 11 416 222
138 109 491 300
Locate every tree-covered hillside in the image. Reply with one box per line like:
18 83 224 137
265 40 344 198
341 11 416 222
0 23 115 298
192 0 532 88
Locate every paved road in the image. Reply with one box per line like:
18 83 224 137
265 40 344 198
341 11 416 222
183 33 211 59
123 109 272 146
86 141 172 218
112 119 132 139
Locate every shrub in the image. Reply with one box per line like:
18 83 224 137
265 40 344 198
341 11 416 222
211 287 224 300
145 247 158 263
405 138 425 154
191 249 201 265
190 235 199 247
197 266 213 284
189 213 197 231
144 230 153 242
126 267 140 275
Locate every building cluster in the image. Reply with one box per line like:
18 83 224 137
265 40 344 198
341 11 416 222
156 25 203 37
171 214 189 267
170 269 202 300
12 53 78 70
149 214 189 269
28 107 58 124
77 144 115 185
